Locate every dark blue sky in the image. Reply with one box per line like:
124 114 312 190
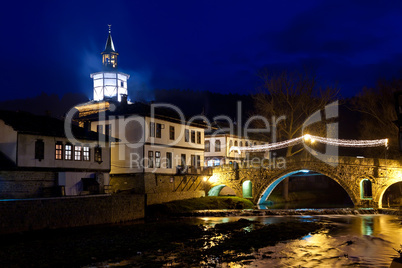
1 0 402 101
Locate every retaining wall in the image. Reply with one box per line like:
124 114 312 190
0 194 145 235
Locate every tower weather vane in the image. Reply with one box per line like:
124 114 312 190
108 24 112 33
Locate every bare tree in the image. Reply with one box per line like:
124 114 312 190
253 69 339 200
351 79 401 159
253 69 339 156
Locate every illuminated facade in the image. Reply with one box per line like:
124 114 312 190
91 26 130 102
204 134 263 166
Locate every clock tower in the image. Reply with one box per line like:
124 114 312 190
90 25 130 102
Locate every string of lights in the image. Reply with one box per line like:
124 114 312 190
230 134 388 153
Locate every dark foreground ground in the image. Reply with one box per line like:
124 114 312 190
0 218 323 267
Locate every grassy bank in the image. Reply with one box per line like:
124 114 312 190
147 196 255 217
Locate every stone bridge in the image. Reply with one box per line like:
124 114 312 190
208 153 402 208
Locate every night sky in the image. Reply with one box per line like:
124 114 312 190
2 0 402 102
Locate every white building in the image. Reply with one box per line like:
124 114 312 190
204 134 264 166
75 27 209 204
0 110 112 198
89 106 206 175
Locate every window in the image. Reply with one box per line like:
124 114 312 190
55 142 63 160
148 151 154 168
155 151 161 168
234 141 238 146
181 154 186 167
240 141 243 147
191 154 196 167
191 130 195 143
150 122 155 137
169 126 175 140
166 152 172 169
215 140 221 152
94 146 102 163
35 139 44 161
197 132 201 144
156 123 162 138
196 155 201 168
65 144 72 160
205 141 210 152
97 125 103 134
245 141 249 147
185 129 189 142
83 146 90 161
361 179 373 198
120 81 124 87
74 145 82 161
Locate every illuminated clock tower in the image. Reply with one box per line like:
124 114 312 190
90 25 130 102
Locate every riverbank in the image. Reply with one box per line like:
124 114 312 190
147 196 255 217
0 218 324 267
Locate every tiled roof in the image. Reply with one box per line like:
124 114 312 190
0 110 114 141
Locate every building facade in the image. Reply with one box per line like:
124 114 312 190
0 110 111 198
204 134 264 166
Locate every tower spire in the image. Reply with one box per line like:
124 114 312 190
101 25 118 69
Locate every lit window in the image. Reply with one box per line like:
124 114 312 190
83 146 90 161
35 139 44 161
74 145 82 161
55 142 63 160
155 151 161 168
65 144 72 160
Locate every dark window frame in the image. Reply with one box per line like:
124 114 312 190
169 126 175 140
35 139 44 161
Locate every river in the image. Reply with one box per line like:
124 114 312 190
195 213 402 267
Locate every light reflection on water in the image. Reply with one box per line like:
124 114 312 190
198 214 402 267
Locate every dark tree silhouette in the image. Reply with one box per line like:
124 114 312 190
352 79 401 159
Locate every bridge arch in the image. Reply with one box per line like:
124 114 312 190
378 180 402 208
256 168 358 206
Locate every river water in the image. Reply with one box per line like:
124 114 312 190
197 214 402 267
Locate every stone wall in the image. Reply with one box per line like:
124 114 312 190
146 190 205 205
110 173 208 205
0 171 57 199
0 194 145 235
